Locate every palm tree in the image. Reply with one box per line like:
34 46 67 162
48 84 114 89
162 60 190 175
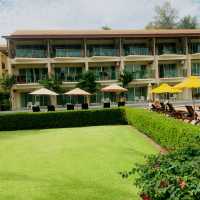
77 71 100 94
119 70 133 88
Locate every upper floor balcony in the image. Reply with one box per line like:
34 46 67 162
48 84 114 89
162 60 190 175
125 64 154 79
124 44 151 56
191 62 200 76
87 45 118 57
158 43 184 55
15 68 48 84
54 66 83 82
159 63 186 78
190 43 200 54
89 66 119 81
15 45 47 58
53 45 83 57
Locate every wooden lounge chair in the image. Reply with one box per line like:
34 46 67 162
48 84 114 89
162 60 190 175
150 104 160 112
166 103 186 119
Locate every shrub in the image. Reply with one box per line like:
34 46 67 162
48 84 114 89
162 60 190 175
121 147 200 200
125 108 200 149
0 108 127 131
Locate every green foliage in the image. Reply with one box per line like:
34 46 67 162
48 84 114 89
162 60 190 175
146 1 198 29
125 108 200 149
77 71 100 94
119 70 133 88
122 147 200 200
101 25 112 30
177 15 199 29
39 76 64 93
0 108 127 131
146 1 177 29
0 75 16 92
0 92 10 111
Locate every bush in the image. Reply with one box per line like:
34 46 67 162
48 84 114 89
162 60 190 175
0 108 127 131
125 108 200 149
122 147 200 200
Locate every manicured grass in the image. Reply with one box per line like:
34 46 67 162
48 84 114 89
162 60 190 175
0 126 158 200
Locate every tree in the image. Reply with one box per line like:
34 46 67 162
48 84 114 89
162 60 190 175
146 1 177 29
39 76 64 93
0 75 16 110
178 15 199 29
119 70 133 88
77 71 100 94
101 25 112 30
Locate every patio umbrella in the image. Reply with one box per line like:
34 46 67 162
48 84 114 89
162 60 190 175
101 84 128 93
174 76 200 109
65 88 91 105
152 83 181 94
151 83 181 102
101 84 128 103
29 88 58 106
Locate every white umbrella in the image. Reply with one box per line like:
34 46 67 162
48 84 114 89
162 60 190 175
30 88 58 96
65 88 91 96
30 88 58 106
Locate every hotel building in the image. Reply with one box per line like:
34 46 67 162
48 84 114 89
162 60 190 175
3 29 200 110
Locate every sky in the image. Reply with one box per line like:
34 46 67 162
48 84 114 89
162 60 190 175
0 0 200 43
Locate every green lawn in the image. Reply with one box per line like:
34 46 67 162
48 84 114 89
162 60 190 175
0 125 158 200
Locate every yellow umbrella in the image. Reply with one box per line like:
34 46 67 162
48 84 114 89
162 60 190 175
174 76 200 89
152 84 181 94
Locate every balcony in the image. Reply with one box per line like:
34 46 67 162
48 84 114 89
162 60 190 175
158 45 184 55
15 74 48 84
132 69 155 79
88 47 117 57
124 46 150 56
55 67 83 82
89 69 119 81
15 48 47 58
55 48 82 57
159 66 186 79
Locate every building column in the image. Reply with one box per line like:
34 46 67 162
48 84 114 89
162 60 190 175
120 58 124 71
47 61 52 77
7 58 13 76
85 62 89 71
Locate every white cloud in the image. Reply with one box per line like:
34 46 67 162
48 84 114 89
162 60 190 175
0 0 199 42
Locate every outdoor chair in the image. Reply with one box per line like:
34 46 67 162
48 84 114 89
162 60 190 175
47 105 55 112
118 101 125 107
32 106 40 112
67 104 74 110
150 104 160 112
82 103 89 110
166 103 185 119
184 105 198 122
104 102 110 108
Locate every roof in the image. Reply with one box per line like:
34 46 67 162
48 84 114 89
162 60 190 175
4 29 200 39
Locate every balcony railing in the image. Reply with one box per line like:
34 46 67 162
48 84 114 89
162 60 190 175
55 73 82 82
88 48 117 57
158 47 184 55
90 71 119 81
159 69 186 78
55 49 82 57
15 49 47 58
132 69 155 79
15 74 48 84
124 47 150 56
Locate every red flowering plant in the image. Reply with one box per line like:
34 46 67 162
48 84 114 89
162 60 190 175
121 147 200 200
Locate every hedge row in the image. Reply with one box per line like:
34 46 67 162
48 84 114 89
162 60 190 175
125 108 200 149
0 108 127 131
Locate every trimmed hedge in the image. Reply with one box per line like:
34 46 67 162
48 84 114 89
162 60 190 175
0 108 127 131
125 108 200 149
